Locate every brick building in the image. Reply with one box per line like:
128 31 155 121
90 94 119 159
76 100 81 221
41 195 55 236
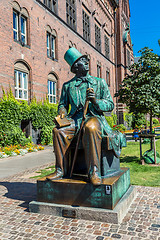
0 0 133 122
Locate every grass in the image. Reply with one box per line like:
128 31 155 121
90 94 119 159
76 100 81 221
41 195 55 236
120 140 160 187
32 140 160 187
31 165 55 179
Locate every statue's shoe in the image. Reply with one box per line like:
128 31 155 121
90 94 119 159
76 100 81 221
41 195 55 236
90 172 102 185
46 169 63 180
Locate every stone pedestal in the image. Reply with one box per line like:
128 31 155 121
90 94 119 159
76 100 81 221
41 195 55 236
36 167 130 210
29 185 136 224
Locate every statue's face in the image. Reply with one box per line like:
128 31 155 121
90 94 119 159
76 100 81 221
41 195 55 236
75 57 89 72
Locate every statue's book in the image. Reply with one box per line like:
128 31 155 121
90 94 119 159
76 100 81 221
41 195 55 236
54 116 72 128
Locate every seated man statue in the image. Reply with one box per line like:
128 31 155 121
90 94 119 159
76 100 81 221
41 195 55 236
47 47 126 185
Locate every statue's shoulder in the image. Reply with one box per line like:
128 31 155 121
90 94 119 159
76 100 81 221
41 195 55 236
63 76 76 87
89 75 105 84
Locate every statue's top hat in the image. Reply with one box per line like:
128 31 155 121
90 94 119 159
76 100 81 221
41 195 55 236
64 47 88 72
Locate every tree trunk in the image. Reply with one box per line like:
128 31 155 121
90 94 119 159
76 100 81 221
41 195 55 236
150 110 153 149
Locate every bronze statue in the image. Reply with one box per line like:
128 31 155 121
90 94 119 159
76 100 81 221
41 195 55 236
47 48 126 185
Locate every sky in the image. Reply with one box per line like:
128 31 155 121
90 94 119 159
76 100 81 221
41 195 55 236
129 0 160 57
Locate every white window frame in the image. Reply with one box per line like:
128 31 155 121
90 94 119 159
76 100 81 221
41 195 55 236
51 35 55 58
48 80 56 103
47 32 56 59
20 16 27 44
13 11 19 41
13 10 28 45
14 70 28 100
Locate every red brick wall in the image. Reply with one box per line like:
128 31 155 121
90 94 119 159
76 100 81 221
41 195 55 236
0 0 132 110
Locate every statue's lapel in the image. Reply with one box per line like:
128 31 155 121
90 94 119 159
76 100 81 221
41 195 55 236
68 78 79 107
87 76 98 94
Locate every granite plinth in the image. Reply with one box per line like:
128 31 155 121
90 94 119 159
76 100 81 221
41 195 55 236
30 185 136 224
36 167 130 210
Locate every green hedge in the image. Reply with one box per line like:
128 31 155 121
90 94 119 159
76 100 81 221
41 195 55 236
0 89 58 146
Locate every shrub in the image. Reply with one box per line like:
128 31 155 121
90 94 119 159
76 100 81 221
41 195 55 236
112 124 126 132
124 112 133 129
0 89 58 146
105 113 117 128
153 118 159 125
30 98 58 130
40 125 54 145
0 125 31 147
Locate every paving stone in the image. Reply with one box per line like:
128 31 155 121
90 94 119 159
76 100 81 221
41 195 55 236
148 227 159 231
96 237 104 240
152 224 160 228
111 234 122 238
0 164 160 240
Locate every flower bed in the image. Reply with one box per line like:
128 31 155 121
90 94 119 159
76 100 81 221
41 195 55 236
0 143 44 158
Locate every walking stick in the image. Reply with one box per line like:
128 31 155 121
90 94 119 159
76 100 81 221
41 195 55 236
69 98 89 178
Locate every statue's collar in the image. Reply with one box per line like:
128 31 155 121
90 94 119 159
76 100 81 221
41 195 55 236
75 74 95 87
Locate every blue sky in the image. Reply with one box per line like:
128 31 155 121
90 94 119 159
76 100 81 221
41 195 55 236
129 0 160 56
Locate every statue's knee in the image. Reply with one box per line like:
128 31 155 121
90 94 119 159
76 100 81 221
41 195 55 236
53 127 59 136
84 120 98 133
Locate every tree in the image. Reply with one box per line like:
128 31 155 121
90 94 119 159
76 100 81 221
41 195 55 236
158 39 160 46
116 47 160 143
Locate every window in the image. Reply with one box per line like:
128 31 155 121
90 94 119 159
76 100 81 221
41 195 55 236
104 35 110 59
122 0 128 17
43 0 57 13
14 61 29 100
95 24 101 52
106 70 110 86
97 64 101 78
13 11 18 40
127 49 131 67
48 81 56 103
46 27 57 59
82 10 90 42
66 0 76 31
47 32 55 59
21 16 27 44
48 73 57 103
14 70 28 100
12 3 29 46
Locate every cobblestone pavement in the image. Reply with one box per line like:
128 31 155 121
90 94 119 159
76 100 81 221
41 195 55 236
0 165 159 240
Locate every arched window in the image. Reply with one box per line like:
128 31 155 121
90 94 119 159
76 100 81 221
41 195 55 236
46 26 57 60
12 1 29 46
48 73 57 103
43 0 58 14
14 61 29 100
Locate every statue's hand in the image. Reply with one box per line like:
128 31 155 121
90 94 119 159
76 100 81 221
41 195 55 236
86 88 96 104
58 108 67 119
60 113 66 119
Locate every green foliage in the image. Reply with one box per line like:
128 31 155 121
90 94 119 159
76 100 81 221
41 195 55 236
123 112 133 128
133 113 146 128
153 118 159 125
40 125 54 145
112 124 126 132
30 98 58 130
31 165 55 179
116 47 160 132
105 113 117 127
0 124 31 146
0 89 58 146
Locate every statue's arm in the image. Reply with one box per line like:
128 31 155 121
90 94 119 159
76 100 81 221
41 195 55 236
93 79 114 113
58 84 69 117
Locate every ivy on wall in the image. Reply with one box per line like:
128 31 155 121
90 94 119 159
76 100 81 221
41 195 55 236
0 88 58 146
